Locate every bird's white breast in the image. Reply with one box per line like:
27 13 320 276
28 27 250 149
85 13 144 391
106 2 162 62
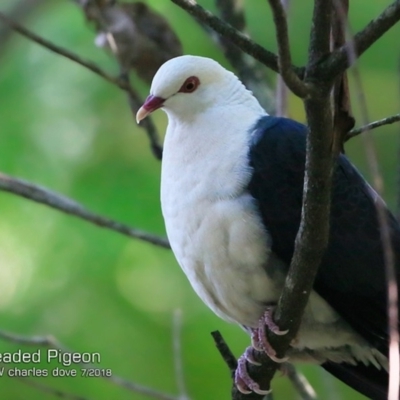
160 107 278 327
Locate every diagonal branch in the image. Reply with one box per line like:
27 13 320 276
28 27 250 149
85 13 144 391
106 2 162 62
0 330 182 400
170 0 303 77
13 375 92 400
213 0 275 113
211 330 238 374
267 0 309 98
0 12 129 93
284 363 317 400
0 0 48 55
320 1 400 80
0 172 170 249
347 113 400 140
0 12 163 159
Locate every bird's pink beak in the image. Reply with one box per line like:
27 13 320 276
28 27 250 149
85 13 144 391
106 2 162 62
136 95 165 123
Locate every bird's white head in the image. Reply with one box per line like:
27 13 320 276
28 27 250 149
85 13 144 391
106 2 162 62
136 55 261 123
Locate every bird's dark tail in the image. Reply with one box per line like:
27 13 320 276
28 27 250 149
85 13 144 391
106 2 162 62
322 362 389 400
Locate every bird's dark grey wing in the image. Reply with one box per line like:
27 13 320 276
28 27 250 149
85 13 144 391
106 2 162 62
247 115 400 355
323 361 388 400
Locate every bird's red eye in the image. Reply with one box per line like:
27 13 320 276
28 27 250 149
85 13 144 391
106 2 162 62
179 76 200 93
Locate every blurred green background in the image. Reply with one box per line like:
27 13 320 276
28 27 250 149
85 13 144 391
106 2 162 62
0 1 399 399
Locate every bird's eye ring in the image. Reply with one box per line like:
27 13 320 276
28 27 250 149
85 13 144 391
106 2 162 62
179 76 200 93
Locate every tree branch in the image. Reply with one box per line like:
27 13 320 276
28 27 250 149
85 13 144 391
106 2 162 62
14 375 92 400
232 2 336 397
0 330 65 348
0 172 170 248
0 0 48 55
267 0 309 98
347 113 400 140
346 42 400 400
320 1 400 79
172 310 189 400
331 0 355 153
212 331 314 400
125 79 163 160
275 0 291 118
0 12 127 92
0 12 163 159
272 0 335 381
0 330 183 400
213 0 275 113
308 0 332 66
211 330 238 374
170 0 304 76
284 363 317 400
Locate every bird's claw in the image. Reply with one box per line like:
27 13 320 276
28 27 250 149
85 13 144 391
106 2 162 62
244 346 261 366
234 308 290 394
260 321 289 363
262 306 289 336
235 349 272 395
250 307 290 363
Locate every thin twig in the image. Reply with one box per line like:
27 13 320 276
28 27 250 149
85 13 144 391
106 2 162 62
0 12 128 93
350 48 400 400
172 310 189 400
267 0 309 98
284 363 317 400
212 0 275 113
210 331 238 374
353 70 400 400
333 4 400 396
16 376 91 400
0 172 170 248
0 12 163 159
320 1 400 80
107 375 183 400
170 0 303 77
123 75 163 159
331 0 355 153
0 330 65 348
0 330 181 400
0 0 47 54
275 0 290 117
396 59 400 221
347 113 400 140
212 334 278 398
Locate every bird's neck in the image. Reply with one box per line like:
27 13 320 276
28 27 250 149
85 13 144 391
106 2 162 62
161 102 266 203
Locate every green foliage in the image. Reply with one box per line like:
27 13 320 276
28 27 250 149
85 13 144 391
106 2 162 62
0 1 399 399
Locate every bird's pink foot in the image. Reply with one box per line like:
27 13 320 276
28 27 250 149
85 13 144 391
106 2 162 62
254 307 289 363
235 347 271 395
259 320 289 363
234 308 290 394
262 306 289 336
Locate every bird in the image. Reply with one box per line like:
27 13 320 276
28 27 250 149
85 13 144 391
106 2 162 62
136 55 399 399
78 0 182 83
